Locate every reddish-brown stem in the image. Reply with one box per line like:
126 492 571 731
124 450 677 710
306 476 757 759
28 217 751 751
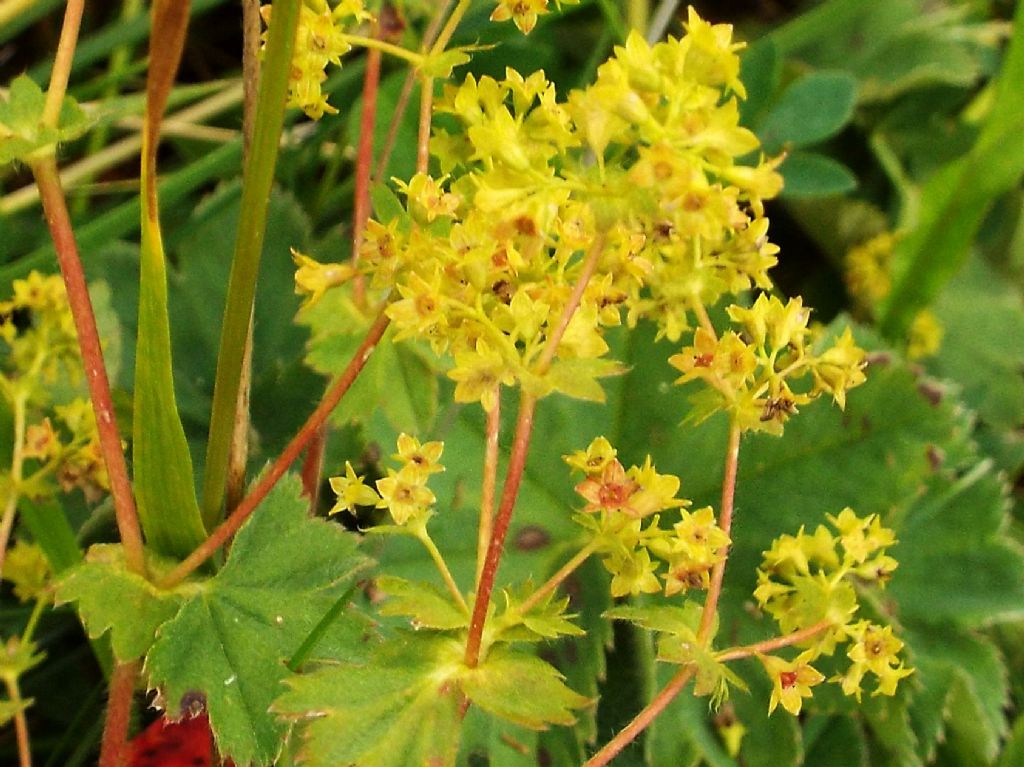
374 0 452 181
715 619 833 663
475 397 501 588
464 392 537 667
518 538 599 615
157 305 393 588
98 659 140 767
697 422 742 642
4 673 31 767
299 422 327 507
350 34 383 307
581 667 696 767
32 158 146 577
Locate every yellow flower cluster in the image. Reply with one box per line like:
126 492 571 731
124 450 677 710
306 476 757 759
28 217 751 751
0 272 108 501
328 433 444 526
669 294 867 434
753 508 912 714
328 13 786 413
565 437 729 598
261 0 372 119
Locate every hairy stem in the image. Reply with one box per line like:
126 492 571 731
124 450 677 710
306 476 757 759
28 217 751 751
697 422 741 642
475 398 501 588
159 305 393 588
464 391 537 667
518 538 600 616
715 620 833 663
32 158 146 577
581 667 696 767
97 659 140 767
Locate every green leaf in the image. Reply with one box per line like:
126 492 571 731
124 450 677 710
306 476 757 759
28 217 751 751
275 634 464 767
891 464 1024 626
779 151 858 198
375 575 469 630
928 257 1024 430
757 71 858 152
879 0 1024 337
906 627 1008 763
739 38 780 129
133 1 209 558
145 474 369 766
646 666 733 767
805 715 866 767
997 715 1024 767
347 75 419 183
370 181 412 230
461 645 590 729
56 544 185 661
0 75 90 165
603 604 702 639
0 699 30 727
458 706 539 767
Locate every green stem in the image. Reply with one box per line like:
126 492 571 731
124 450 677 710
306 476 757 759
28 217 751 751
341 33 424 65
287 585 358 672
518 538 600 616
414 524 469 614
626 0 647 34
430 0 472 56
0 389 28 583
201 0 301 527
475 399 501 589
41 0 84 128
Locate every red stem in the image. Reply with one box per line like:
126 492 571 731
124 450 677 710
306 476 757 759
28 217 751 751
697 423 741 642
581 667 696 767
98 659 140 767
157 306 392 588
32 158 147 577
715 619 832 663
475 397 501 587
464 392 537 667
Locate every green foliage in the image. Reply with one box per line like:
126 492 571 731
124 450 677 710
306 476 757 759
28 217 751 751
145 474 369 765
0 75 90 164
276 635 465 767
56 545 184 660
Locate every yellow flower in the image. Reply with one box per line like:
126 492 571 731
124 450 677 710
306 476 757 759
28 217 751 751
762 651 824 715
447 339 517 412
376 465 436 525
393 434 445 479
563 436 617 475
292 249 356 308
3 541 51 602
490 0 549 35
328 462 381 515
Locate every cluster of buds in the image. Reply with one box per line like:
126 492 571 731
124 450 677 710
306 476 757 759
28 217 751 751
669 294 866 434
328 433 445 526
565 437 728 598
261 0 373 119
754 508 912 714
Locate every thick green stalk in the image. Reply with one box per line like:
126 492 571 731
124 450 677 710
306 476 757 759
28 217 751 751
201 0 301 527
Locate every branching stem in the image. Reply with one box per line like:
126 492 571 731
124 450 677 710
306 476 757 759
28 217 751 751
41 0 85 128
518 538 600 616
158 304 393 588
414 524 470 614
715 620 833 663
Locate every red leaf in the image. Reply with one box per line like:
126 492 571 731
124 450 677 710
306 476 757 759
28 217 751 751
127 713 234 767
